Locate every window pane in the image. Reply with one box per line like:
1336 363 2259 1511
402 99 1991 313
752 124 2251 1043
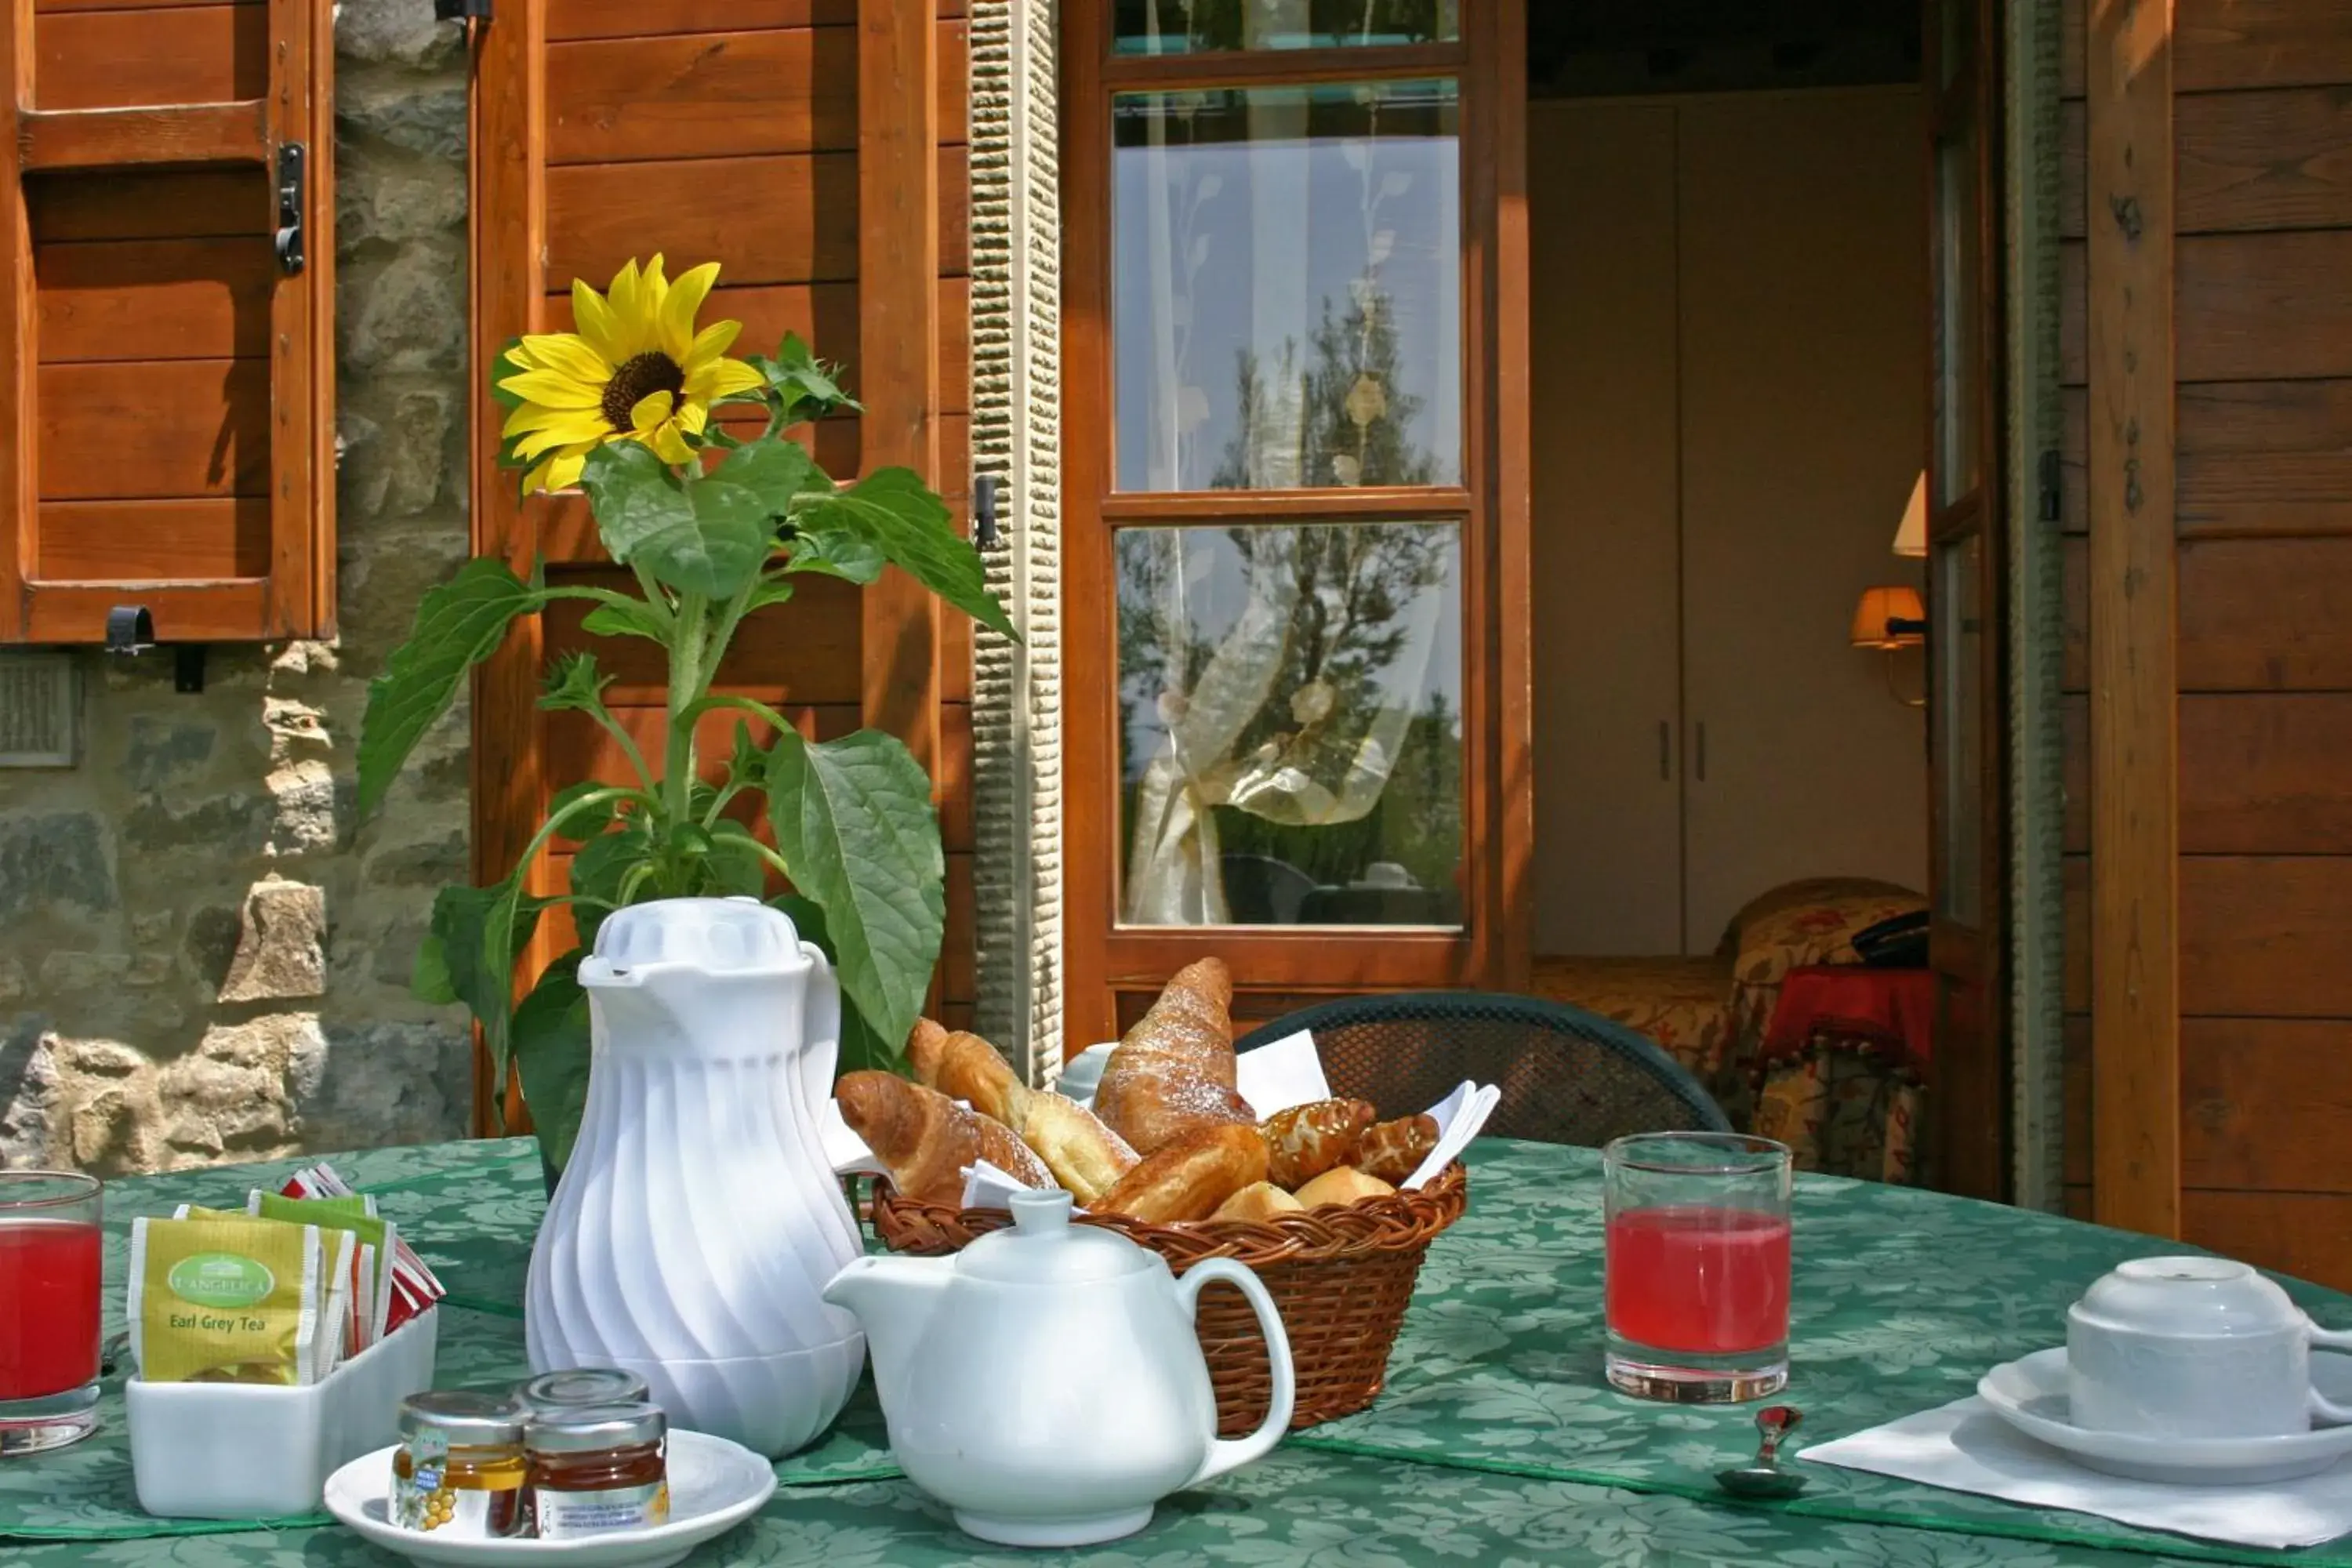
1113 81 1462 492
1115 0 1459 56
1116 521 1465 927
1934 112 1982 506
1935 532 1984 925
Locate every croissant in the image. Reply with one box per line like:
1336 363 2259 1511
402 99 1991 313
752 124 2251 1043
1356 1114 1439 1184
837 1070 1051 1207
1261 1098 1375 1189
1091 1123 1268 1225
1094 958 1254 1155
1017 1092 1138 1205
907 1019 1032 1128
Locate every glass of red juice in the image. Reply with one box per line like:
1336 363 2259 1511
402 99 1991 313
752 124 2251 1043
1602 1132 1792 1403
0 1171 103 1454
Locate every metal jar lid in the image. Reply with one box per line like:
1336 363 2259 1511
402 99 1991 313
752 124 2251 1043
397 1391 526 1446
524 1401 667 1455
518 1368 652 1410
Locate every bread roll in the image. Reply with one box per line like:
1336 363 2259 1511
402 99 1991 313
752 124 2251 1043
1017 1092 1138 1205
1209 1181 1305 1225
907 1021 1031 1128
1290 1166 1396 1210
1261 1098 1375 1189
837 1070 1051 1207
1091 1123 1268 1225
1356 1113 1439 1184
1094 958 1254 1154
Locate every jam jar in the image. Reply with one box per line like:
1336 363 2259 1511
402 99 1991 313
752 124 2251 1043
526 1401 670 1539
390 1392 528 1537
517 1367 650 1412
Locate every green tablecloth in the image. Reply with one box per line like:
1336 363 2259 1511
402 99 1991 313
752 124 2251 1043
8 1137 2350 1567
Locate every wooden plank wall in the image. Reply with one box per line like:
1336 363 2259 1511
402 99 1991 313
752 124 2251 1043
474 0 978 1080
2061 0 2352 1287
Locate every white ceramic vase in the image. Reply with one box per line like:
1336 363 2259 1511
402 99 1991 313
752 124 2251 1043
524 898 866 1457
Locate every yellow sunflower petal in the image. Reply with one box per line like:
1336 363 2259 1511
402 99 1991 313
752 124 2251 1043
684 357 767 403
514 425 601 461
520 331 612 383
682 318 744 370
499 369 607 409
570 279 627 365
502 401 610 441
543 448 592 492
504 340 540 370
648 420 695 466
521 454 558 493
675 401 710 437
629 389 677 433
658 262 722 361
605 258 645 341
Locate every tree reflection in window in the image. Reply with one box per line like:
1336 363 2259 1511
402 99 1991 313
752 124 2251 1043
1116 523 1463 927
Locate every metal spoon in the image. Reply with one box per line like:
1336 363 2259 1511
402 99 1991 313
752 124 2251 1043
1715 1405 1807 1499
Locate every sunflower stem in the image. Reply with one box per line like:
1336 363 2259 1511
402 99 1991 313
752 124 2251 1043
664 589 709 824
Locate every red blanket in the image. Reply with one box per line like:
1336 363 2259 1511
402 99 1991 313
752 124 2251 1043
1759 965 1934 1079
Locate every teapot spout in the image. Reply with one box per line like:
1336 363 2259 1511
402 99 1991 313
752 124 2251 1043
822 1254 948 1408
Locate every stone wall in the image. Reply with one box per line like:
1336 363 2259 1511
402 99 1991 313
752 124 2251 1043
0 0 474 1175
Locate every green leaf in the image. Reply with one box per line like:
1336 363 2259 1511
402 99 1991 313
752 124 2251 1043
716 439 826 519
570 808 655 949
579 599 670 644
766 728 944 1059
424 876 549 1102
743 575 795 613
756 333 858 424
837 1000 900 1076
411 931 456 1006
546 780 619 841
782 523 886 585
357 557 545 820
577 442 770 598
513 953 593 1173
539 651 612 714
704 819 769 898
790 468 1016 638
488 336 526 410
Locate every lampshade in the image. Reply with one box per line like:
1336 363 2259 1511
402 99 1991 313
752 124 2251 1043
1893 470 1928 557
1851 584 1926 649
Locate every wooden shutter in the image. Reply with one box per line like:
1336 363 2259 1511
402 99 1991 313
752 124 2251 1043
0 0 335 644
466 0 975 1122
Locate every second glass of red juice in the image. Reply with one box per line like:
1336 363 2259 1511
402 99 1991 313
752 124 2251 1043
0 1171 104 1455
1602 1132 1792 1403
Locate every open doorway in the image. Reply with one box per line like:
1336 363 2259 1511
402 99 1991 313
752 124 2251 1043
1522 2 1964 1185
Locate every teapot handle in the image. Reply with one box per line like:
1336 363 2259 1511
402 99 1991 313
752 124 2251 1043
1177 1258 1295 1488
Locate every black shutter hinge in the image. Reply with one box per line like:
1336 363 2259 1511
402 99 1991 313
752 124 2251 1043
2038 448 2063 524
274 143 306 275
434 0 492 20
974 474 1003 550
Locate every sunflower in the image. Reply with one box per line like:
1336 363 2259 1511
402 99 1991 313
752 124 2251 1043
499 255 768 493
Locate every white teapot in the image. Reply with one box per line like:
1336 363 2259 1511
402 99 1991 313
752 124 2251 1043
822 1188 1295 1547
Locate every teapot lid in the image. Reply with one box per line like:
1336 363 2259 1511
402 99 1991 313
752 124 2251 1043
583 897 811 983
959 1189 1152 1285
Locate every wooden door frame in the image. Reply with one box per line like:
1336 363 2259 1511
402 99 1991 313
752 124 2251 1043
1056 5 1531 1048
1924 0 2013 1200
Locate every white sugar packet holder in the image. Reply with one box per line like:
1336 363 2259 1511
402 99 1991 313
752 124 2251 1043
1802 1392 2352 1550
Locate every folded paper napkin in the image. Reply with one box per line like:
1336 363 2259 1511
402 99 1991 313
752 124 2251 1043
1802 1394 2352 1550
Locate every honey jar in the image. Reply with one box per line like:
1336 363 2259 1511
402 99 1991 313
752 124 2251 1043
517 1367 651 1412
525 1401 670 1539
390 1391 528 1537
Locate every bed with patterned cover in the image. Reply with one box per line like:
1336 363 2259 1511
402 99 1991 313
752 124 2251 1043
1533 877 1930 1184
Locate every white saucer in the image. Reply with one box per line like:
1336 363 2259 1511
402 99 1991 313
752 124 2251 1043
323 1430 776 1568
1978 1348 2352 1486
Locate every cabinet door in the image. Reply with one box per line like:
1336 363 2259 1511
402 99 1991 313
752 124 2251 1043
1679 91 1931 954
1528 100 1681 956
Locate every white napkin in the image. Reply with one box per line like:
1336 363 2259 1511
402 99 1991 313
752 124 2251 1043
1803 1396 2352 1550
1404 1081 1499 1190
1233 1031 1329 1117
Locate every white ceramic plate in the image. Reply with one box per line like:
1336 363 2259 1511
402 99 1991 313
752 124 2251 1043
1978 1348 2352 1486
323 1430 776 1568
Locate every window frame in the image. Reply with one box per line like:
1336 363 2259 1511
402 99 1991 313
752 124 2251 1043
1062 2 1528 1043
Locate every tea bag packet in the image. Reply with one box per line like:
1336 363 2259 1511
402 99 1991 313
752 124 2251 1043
250 1192 397 1349
165 1206 358 1381
129 1215 327 1385
278 1163 446 1330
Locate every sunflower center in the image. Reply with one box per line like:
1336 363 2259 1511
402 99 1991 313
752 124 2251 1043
601 350 687 432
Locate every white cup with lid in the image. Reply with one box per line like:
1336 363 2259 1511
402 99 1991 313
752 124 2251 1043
2067 1255 2352 1439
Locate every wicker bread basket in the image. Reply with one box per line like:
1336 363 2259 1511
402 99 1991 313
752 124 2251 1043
869 1160 1468 1436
